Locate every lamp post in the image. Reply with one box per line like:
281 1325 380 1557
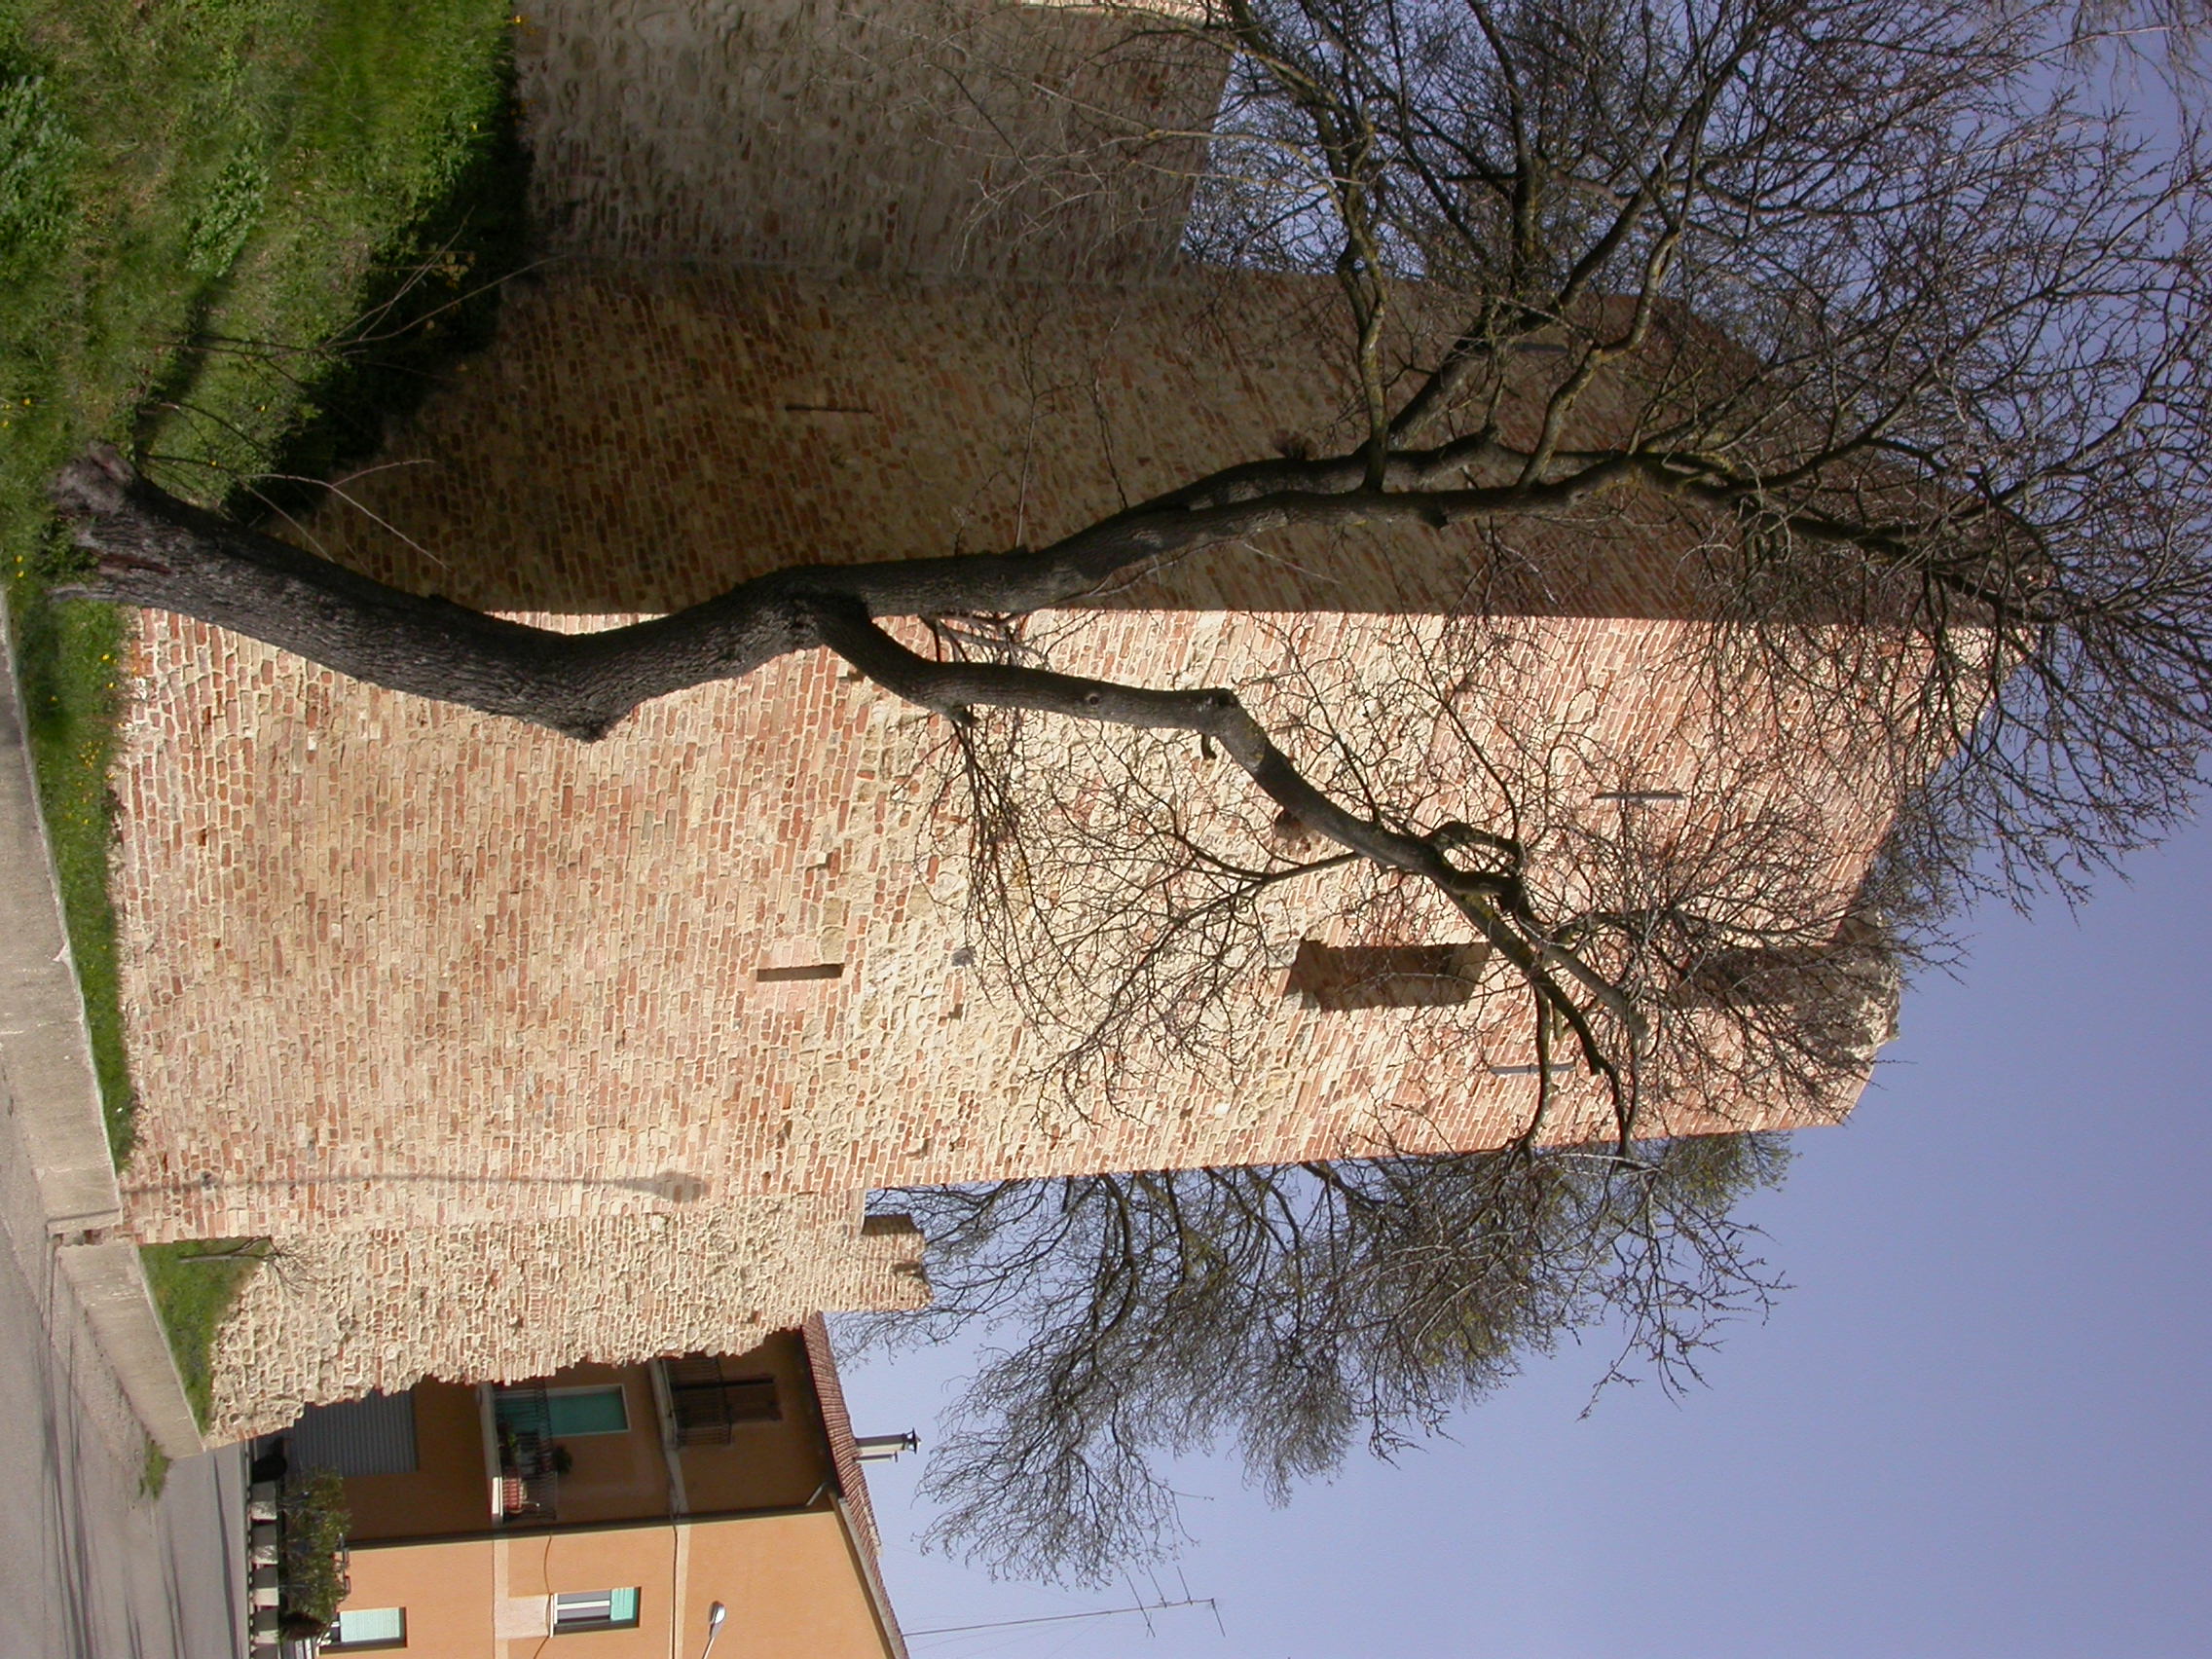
699 1601 727 1659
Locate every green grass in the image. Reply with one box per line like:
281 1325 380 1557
6 589 132 1150
141 1238 265 1428
140 1439 170 1498
1 0 525 1161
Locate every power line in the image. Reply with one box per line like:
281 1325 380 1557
907 1596 1218 1640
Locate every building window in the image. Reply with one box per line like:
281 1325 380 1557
755 962 843 982
326 1606 407 1649
664 1354 782 1445
553 1590 642 1633
1283 940 1488 1011
543 1385 630 1436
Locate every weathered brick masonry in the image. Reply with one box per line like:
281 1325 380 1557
518 0 1223 278
108 1 1913 1436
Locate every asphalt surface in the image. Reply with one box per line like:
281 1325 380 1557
0 1092 244 1659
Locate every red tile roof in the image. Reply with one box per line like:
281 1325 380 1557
801 1313 883 1557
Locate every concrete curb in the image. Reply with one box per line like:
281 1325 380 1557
0 608 122 1237
1 598 205 1458
59 1239 208 1456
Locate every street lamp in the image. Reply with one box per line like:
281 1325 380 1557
699 1601 727 1659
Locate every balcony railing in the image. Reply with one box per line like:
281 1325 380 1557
660 1355 781 1447
492 1385 560 1522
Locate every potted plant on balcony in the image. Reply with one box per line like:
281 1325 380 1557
276 1469 350 1642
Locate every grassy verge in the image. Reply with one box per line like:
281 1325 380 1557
1 0 525 1162
5 587 132 1149
140 1238 268 1429
139 1440 170 1497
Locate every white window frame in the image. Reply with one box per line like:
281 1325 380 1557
325 1605 408 1649
550 1588 642 1633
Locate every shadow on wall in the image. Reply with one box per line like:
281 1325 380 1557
128 1166 711 1206
271 0 1748 625
293 267 1733 624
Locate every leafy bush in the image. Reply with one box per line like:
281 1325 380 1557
279 1467 350 1636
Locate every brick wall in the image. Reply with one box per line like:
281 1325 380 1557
111 261 1899 1239
518 0 1223 277
109 268 1912 1421
247 264 1730 621
118 596 1880 1245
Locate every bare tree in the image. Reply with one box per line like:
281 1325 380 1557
939 603 1908 1130
56 0 2206 1125
45 0 2211 1573
854 1132 1789 1582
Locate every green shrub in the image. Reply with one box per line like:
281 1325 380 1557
279 1466 351 1636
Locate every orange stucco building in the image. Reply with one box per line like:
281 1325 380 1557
293 1322 905 1659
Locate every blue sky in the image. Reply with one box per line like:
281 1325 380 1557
841 816 2212 1659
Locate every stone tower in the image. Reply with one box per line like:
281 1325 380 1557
109 2 1912 1436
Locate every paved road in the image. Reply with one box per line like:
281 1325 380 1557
0 1089 244 1659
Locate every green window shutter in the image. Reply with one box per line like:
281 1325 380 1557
545 1387 629 1435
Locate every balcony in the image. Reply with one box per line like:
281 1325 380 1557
489 1384 562 1523
659 1354 782 1448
